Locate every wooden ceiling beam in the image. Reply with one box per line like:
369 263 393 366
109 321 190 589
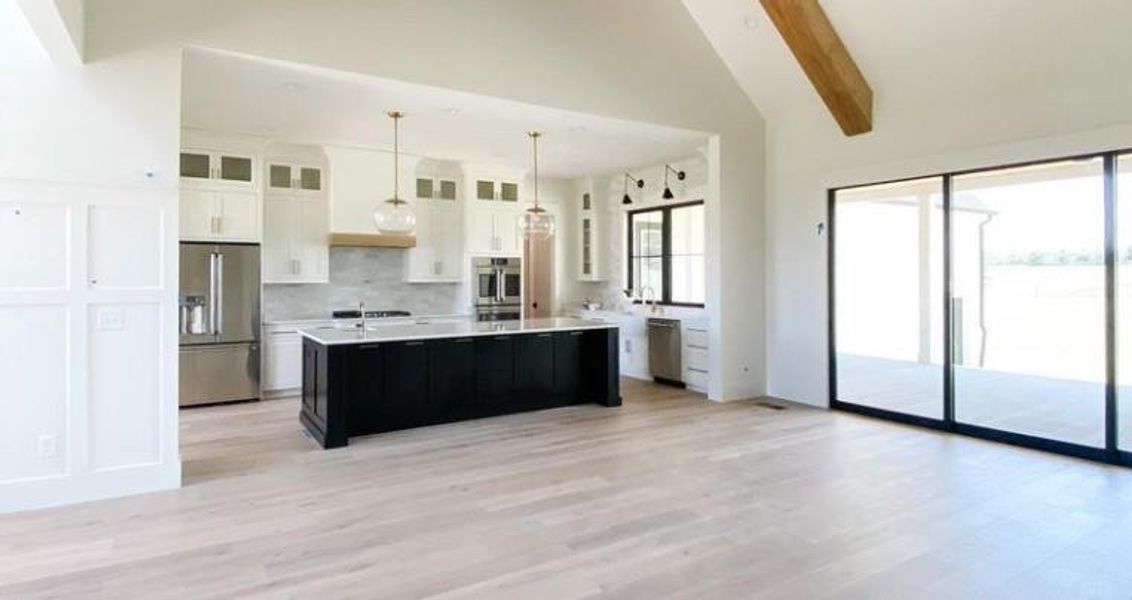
758 0 873 135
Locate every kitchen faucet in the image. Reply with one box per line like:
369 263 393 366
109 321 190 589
639 286 661 315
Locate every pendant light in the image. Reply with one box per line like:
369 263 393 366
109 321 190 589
373 111 416 234
519 131 555 239
622 172 644 205
662 164 686 200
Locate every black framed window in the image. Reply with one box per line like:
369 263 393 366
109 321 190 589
627 200 705 306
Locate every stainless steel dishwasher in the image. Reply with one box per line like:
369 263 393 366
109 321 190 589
647 318 682 385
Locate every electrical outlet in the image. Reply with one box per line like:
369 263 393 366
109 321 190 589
37 434 59 458
96 308 124 331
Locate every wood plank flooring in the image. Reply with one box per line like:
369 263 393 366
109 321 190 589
2 378 1132 598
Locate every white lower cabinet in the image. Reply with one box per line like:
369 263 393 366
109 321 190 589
263 326 304 392
467 206 521 256
263 194 328 283
405 204 463 282
180 189 260 243
682 321 710 393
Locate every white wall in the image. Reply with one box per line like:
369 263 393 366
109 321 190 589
766 109 1132 408
0 12 181 511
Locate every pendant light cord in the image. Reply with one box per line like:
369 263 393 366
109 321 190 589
393 113 400 201
529 131 541 209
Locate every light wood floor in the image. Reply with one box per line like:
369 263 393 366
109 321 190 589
3 379 1132 599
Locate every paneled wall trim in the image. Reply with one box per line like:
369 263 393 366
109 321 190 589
0 179 180 513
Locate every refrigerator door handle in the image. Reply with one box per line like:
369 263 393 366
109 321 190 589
215 251 225 336
208 251 218 336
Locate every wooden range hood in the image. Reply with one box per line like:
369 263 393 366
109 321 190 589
328 233 416 249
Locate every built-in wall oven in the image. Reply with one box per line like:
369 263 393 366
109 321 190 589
473 257 521 321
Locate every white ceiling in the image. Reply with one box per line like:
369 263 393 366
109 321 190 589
181 48 709 178
685 0 1132 132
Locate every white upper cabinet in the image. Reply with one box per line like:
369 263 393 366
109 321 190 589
263 146 329 283
467 206 522 256
267 162 324 194
405 204 464 282
263 194 328 283
464 164 525 256
180 149 256 190
179 144 260 242
180 188 260 243
577 183 604 281
405 159 465 282
474 178 520 203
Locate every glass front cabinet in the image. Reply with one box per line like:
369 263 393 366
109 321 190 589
179 149 255 188
578 190 603 281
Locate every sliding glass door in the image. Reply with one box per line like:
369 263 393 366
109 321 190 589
831 151 1132 465
1119 154 1132 453
952 160 1106 447
832 178 944 419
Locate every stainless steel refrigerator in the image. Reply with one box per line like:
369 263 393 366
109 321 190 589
179 242 261 407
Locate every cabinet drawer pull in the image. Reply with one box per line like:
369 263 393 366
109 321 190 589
688 344 708 350
537 333 553 338
358 344 382 350
493 336 510 340
569 331 584 336
688 367 708 374
405 341 425 346
455 338 474 343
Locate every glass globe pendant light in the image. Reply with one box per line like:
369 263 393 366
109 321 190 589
373 111 416 234
519 131 555 239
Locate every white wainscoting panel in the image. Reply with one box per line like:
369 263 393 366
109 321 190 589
0 201 69 291
88 302 163 471
88 204 163 290
0 304 69 483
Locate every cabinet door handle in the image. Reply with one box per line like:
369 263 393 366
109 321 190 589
537 333 552 338
358 344 382 350
688 367 708 374
455 338 474 343
570 331 584 336
405 341 425 346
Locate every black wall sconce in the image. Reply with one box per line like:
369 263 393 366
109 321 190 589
622 172 644 205
662 164 686 200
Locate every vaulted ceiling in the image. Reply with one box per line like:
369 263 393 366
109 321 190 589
685 0 1132 138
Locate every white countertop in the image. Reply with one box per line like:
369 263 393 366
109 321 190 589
298 317 617 345
265 313 473 327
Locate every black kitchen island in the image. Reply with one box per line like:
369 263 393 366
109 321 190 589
298 318 620 449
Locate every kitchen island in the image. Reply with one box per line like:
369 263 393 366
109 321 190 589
298 318 620 448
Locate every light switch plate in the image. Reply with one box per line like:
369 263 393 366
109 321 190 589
37 434 59 458
96 308 125 330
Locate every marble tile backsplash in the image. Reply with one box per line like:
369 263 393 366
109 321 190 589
263 247 470 321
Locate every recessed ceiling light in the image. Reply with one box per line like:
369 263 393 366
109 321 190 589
445 108 461 116
743 16 759 30
280 81 306 93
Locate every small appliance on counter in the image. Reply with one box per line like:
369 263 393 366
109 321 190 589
473 257 522 321
179 242 261 407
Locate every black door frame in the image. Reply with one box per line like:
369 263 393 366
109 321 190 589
828 149 1132 467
